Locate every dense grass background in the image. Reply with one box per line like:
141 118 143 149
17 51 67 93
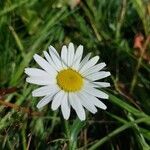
0 0 150 149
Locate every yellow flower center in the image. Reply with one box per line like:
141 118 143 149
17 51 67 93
57 69 84 92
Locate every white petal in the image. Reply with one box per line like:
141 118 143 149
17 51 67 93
86 71 111 81
33 54 56 75
78 53 91 71
79 56 99 74
92 82 111 88
51 90 65 110
69 93 86 121
85 81 110 88
84 86 109 99
84 92 107 110
82 63 106 76
92 97 107 110
61 93 70 120
67 42 75 66
49 46 62 70
25 68 49 77
37 95 54 109
43 51 58 71
32 85 59 97
61 45 68 68
77 92 97 114
83 91 107 110
72 45 83 69
26 76 55 85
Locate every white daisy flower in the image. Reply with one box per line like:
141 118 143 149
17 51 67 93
25 43 111 121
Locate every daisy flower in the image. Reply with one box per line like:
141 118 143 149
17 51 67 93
25 43 110 121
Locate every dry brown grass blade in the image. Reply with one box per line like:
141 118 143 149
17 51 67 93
0 98 42 117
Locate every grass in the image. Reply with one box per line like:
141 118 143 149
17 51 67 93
0 0 150 149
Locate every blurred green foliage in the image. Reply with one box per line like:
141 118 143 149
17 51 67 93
0 0 150 149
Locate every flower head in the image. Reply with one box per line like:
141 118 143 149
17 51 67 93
25 43 110 120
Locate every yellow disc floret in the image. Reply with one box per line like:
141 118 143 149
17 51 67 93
57 69 84 92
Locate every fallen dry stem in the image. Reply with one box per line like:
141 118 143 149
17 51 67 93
0 98 42 116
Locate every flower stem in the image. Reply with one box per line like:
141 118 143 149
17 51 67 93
64 120 74 150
